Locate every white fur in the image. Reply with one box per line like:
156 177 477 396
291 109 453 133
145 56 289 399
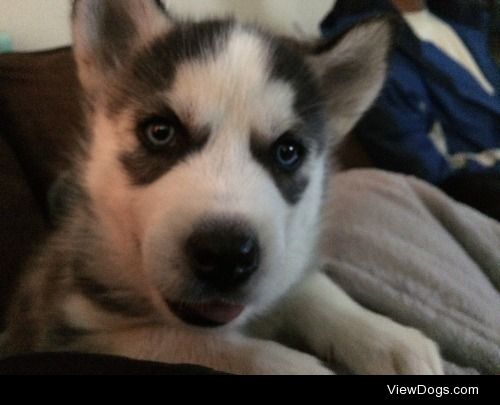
170 29 297 138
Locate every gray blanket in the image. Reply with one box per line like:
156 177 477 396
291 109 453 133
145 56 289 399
321 169 500 375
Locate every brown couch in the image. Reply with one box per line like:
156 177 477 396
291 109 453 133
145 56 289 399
0 48 85 325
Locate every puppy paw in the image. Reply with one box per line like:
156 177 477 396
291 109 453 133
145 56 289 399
335 318 444 375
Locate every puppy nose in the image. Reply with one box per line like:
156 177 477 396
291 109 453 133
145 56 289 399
185 220 260 290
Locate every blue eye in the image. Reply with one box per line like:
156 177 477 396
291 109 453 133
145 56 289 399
273 137 305 171
143 120 177 149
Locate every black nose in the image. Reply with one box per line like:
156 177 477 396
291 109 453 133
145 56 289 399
185 219 260 290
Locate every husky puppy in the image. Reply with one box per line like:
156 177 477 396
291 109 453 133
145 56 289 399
0 0 443 374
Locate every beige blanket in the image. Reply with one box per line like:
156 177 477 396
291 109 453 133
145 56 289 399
321 169 500 375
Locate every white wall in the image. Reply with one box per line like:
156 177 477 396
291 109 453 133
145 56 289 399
0 0 335 52
0 0 72 51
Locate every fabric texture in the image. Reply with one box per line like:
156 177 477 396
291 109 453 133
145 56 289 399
322 169 500 375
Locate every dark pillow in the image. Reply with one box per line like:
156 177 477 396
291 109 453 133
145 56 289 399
335 131 374 170
0 133 46 328
0 47 84 218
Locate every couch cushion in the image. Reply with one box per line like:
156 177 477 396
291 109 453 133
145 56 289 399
0 133 46 328
0 47 84 217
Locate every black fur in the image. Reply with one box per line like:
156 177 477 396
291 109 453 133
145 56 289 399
107 19 234 114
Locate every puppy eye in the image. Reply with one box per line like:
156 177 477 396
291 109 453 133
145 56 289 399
273 134 305 172
141 119 178 150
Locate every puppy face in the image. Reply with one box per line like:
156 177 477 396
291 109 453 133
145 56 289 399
72 0 392 328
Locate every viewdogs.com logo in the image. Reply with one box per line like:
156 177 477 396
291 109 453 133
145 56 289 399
387 385 479 398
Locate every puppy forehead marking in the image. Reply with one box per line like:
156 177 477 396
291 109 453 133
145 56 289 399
110 20 324 147
108 19 234 113
169 27 297 137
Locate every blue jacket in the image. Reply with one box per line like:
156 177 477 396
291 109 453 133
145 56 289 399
321 0 500 184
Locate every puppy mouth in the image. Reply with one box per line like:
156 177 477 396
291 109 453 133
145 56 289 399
167 300 245 328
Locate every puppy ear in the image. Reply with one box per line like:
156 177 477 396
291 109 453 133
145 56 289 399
72 0 172 93
308 18 394 139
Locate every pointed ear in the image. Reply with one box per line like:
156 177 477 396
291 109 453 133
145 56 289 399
72 0 173 93
308 18 394 139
